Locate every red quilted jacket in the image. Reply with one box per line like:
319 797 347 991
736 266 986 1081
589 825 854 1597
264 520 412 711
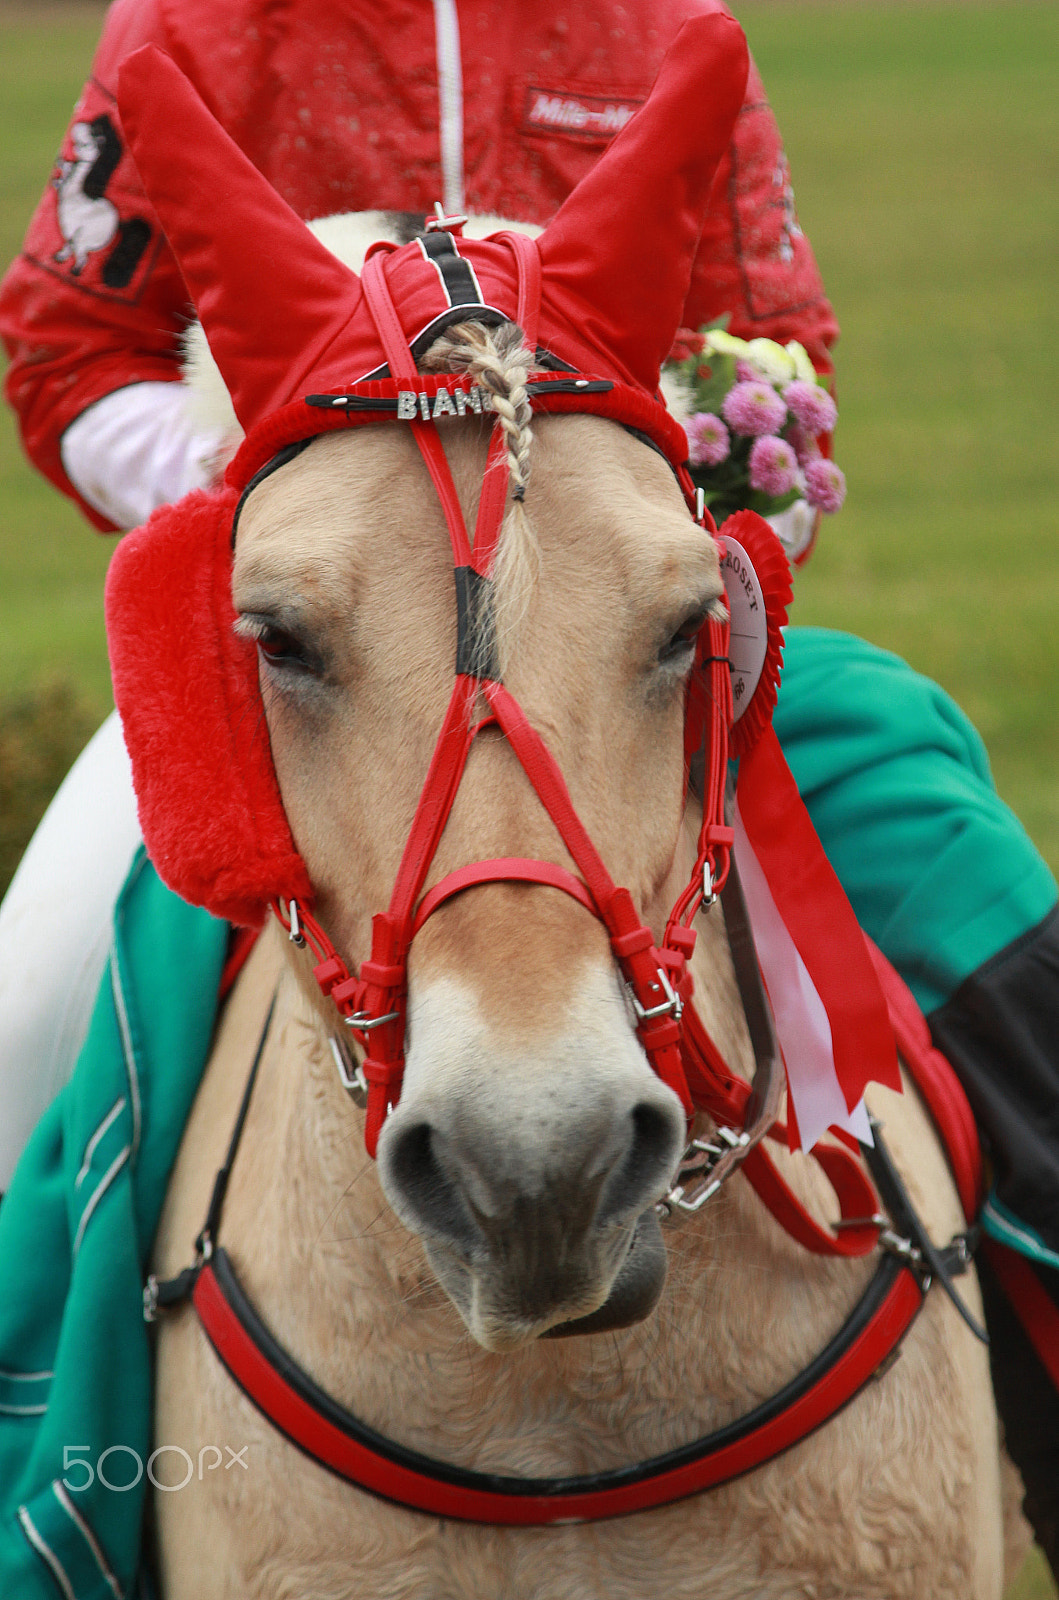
0 0 838 530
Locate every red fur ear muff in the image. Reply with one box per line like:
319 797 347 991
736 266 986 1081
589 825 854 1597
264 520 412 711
105 486 313 926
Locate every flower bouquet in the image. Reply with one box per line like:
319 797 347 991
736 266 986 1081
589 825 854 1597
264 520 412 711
666 327 846 543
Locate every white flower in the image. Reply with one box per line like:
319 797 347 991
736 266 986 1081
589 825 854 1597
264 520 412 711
766 497 816 560
744 338 797 385
704 329 750 360
785 341 817 384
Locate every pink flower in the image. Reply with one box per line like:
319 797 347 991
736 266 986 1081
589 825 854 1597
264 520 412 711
782 380 837 436
804 457 847 513
735 359 758 384
722 381 787 438
685 411 730 467
785 421 820 466
748 435 798 497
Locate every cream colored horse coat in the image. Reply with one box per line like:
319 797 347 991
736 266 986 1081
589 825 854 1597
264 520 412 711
150 405 1009 1599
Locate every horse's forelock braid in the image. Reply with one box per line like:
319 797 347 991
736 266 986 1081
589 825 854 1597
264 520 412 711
421 320 540 669
421 321 534 500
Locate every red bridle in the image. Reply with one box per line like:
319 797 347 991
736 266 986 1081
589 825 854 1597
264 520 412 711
249 240 900 1268
145 236 992 1529
268 239 736 1159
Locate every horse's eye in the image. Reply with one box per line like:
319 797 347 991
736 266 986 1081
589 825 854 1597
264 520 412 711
258 628 309 670
235 616 316 675
659 611 709 666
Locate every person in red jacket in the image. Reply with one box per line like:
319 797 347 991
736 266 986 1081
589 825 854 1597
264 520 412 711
0 0 836 537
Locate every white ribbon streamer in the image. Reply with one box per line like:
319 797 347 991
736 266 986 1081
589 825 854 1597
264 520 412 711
733 802 871 1151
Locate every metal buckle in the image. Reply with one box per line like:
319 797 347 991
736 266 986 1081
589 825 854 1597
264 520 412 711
287 898 306 948
877 1226 925 1271
701 861 716 909
836 1217 930 1288
656 1127 749 1221
330 1035 368 1109
344 1009 401 1033
832 1213 888 1233
425 201 468 233
628 964 682 1023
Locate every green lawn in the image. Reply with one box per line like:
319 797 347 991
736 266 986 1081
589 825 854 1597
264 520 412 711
736 0 1059 872
0 2 113 716
0 6 1057 1592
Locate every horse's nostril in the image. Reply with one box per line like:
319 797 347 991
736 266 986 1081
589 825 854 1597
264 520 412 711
597 1099 684 1227
382 1120 477 1247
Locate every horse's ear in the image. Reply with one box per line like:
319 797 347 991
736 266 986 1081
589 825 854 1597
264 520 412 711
536 13 749 395
116 46 365 431
105 487 313 926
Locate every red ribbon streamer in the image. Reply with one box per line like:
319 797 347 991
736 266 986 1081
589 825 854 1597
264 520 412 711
736 723 901 1129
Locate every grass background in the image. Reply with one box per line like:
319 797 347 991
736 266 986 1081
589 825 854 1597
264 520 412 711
740 1 1059 874
0 3 115 717
0 3 1056 1592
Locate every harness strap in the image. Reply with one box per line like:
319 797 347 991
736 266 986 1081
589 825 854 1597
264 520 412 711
145 940 980 1522
386 676 480 923
359 252 418 386
471 428 512 572
504 230 542 351
362 251 477 569
412 858 597 932
186 1241 923 1524
480 682 628 922
863 1115 987 1341
143 990 276 1323
196 990 278 1258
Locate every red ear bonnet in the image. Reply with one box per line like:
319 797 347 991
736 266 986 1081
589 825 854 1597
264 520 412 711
115 23 748 422
106 21 751 923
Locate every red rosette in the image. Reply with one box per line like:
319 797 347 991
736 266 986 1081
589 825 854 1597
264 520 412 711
718 510 792 758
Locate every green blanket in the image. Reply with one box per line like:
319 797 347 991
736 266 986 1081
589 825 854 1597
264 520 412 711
0 850 227 1600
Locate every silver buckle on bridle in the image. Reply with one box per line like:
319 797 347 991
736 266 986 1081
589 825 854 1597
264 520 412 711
330 1034 368 1109
344 1009 401 1032
628 964 683 1023
656 1127 750 1221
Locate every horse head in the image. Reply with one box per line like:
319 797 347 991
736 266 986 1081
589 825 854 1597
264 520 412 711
108 19 752 1349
